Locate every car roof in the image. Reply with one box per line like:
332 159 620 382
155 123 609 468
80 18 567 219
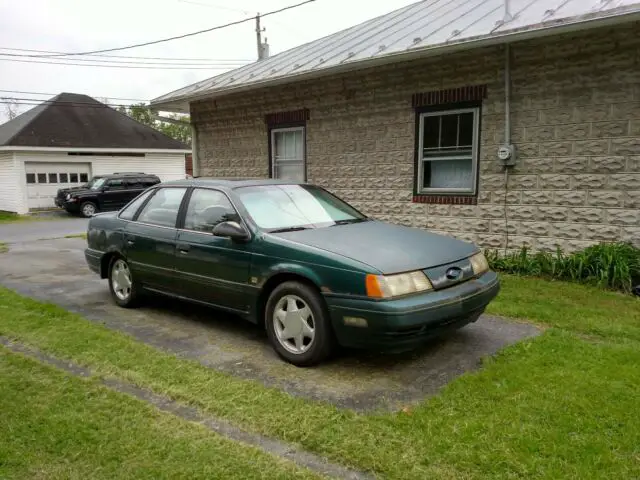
160 178 304 190
104 172 159 178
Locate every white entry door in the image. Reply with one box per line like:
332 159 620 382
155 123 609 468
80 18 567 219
25 162 92 209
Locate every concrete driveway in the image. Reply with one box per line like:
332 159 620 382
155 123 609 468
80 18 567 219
0 217 88 243
0 237 540 411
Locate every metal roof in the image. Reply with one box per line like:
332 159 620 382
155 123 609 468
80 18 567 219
151 0 640 111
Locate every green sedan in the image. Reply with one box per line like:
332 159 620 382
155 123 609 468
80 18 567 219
85 179 500 366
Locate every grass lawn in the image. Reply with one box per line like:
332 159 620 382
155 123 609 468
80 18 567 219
0 242 7 254
0 211 65 224
65 233 87 240
0 276 639 479
0 348 319 480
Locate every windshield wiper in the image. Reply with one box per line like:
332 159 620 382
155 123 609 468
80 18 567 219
269 226 312 233
332 218 369 226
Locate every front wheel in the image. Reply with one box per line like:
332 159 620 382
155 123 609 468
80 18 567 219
80 201 98 218
265 281 334 367
108 257 140 308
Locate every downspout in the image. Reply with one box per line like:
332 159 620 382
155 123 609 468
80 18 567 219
191 124 200 177
502 43 513 254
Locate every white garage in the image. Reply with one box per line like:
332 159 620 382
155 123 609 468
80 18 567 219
0 93 191 214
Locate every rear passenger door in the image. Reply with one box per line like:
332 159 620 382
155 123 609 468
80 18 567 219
124 187 188 291
174 188 253 313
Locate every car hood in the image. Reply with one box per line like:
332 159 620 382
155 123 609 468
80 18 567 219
57 185 90 196
273 220 477 274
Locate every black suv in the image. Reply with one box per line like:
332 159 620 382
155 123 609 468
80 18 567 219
55 172 161 217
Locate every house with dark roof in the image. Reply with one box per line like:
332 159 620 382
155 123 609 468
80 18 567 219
151 0 640 252
0 93 190 213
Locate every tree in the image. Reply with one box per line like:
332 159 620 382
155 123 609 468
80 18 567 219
118 103 191 144
1 98 20 121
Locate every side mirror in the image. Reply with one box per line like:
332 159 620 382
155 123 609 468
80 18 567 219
212 221 250 242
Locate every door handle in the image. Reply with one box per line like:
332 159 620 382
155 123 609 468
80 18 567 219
177 242 190 254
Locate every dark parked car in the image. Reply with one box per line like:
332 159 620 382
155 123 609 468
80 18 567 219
56 172 160 217
84 179 500 366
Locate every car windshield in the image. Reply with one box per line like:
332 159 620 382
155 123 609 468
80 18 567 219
235 184 367 231
90 178 107 190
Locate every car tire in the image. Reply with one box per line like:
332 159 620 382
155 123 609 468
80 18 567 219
108 256 140 308
265 281 334 367
80 201 98 218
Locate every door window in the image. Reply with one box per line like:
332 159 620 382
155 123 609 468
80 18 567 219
136 188 187 227
119 189 155 220
183 188 240 233
105 179 125 190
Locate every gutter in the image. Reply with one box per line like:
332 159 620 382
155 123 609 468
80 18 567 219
150 6 640 113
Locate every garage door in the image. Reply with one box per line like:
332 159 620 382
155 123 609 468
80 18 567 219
25 162 91 209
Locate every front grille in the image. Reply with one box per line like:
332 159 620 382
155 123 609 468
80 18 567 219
424 258 474 290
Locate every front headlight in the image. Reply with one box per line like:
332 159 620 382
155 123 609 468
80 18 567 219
366 271 433 298
66 193 71 200
469 252 489 275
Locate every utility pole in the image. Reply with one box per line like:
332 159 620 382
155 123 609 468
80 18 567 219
256 13 265 60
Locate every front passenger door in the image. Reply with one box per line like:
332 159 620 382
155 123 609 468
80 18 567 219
101 179 129 210
175 188 253 313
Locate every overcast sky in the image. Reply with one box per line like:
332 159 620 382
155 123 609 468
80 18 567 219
0 0 417 122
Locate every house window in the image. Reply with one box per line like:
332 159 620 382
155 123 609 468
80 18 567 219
417 107 479 194
26 173 36 184
59 173 69 183
70 173 78 183
37 173 47 183
270 126 305 182
48 173 58 183
79 173 88 183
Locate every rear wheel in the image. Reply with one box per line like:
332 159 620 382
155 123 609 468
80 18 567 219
265 281 334 366
80 201 98 218
108 257 140 308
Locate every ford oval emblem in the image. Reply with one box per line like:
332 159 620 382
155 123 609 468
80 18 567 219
445 267 462 280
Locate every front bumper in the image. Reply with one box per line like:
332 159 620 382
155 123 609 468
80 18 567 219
326 271 500 351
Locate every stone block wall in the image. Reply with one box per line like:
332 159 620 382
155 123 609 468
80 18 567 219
191 22 640 251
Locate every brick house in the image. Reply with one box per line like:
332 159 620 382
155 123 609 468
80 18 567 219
151 1 640 252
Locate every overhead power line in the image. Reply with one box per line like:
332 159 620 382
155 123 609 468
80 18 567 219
0 90 148 102
0 58 242 70
0 98 147 109
0 47 253 63
0 53 248 67
11 0 316 58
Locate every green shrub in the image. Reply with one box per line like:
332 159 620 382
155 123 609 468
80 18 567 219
486 243 640 293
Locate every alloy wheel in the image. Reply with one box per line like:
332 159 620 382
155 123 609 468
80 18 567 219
82 203 96 217
111 259 132 301
273 294 315 354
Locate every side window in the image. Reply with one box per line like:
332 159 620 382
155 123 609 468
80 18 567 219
125 178 144 189
184 189 240 233
136 188 187 228
106 179 125 190
119 189 155 220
